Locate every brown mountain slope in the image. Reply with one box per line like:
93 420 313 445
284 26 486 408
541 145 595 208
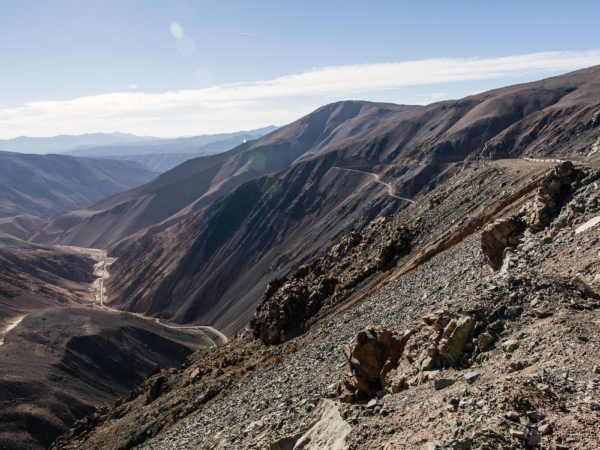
32 102 421 249
0 307 211 450
0 232 96 332
51 158 600 450
0 232 215 450
101 67 600 337
0 152 158 222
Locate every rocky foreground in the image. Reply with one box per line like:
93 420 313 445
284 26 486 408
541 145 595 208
53 160 600 449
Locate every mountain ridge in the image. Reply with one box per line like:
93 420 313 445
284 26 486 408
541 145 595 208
96 66 600 336
0 152 159 225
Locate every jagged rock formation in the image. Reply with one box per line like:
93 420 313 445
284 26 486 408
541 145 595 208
481 161 600 272
481 218 523 270
251 219 411 344
339 327 414 401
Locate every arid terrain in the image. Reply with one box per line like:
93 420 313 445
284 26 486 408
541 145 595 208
2 66 600 450
50 157 600 450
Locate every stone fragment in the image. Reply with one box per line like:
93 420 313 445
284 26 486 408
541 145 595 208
475 332 495 352
527 429 541 447
509 429 525 439
293 399 351 450
464 372 480 384
481 217 522 271
590 401 600 411
533 308 553 319
538 423 553 435
390 374 407 394
504 411 520 421
502 340 519 353
526 411 546 423
537 384 552 394
421 357 434 371
508 360 524 372
434 378 455 390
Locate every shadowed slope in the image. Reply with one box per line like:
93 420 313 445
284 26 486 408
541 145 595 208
0 308 210 450
105 67 600 336
33 102 420 249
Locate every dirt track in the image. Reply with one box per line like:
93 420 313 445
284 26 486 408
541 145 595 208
65 246 229 346
333 167 415 203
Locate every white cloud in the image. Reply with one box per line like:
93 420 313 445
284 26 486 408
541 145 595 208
128 84 139 89
1 50 600 138
241 32 255 36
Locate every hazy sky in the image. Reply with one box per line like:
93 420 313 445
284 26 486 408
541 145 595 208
1 0 600 138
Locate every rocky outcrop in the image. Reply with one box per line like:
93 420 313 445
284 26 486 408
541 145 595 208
482 161 600 271
251 219 411 345
481 217 523 270
529 161 578 231
339 327 414 401
338 307 509 403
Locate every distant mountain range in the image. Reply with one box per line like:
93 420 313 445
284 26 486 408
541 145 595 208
63 126 279 172
0 127 279 172
0 132 159 154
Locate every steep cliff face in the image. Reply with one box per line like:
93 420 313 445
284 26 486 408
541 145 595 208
104 67 600 336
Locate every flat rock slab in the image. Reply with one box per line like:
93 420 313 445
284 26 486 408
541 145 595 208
464 372 480 383
434 378 455 390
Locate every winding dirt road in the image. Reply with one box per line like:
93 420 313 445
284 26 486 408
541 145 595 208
66 246 229 346
333 167 415 203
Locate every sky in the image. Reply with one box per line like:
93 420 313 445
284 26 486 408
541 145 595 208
1 0 600 139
